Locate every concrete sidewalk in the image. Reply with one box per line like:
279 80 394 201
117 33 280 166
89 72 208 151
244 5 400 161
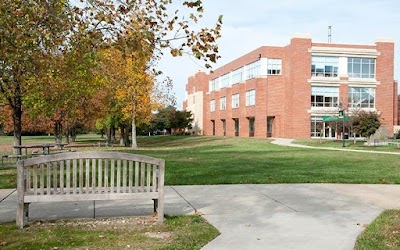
1 184 400 250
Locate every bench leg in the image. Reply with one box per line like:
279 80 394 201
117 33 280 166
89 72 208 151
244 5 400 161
16 203 29 229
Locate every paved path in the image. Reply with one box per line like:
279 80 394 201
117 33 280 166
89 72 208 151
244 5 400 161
1 184 400 249
271 138 400 155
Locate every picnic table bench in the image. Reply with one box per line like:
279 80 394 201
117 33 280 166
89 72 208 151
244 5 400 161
16 151 165 228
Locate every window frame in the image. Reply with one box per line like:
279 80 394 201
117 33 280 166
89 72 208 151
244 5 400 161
267 59 282 75
311 56 339 78
210 99 216 112
232 93 240 108
348 87 375 108
245 89 256 106
348 57 375 79
311 86 339 108
220 96 226 110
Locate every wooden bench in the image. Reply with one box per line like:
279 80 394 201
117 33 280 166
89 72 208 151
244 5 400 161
16 151 165 229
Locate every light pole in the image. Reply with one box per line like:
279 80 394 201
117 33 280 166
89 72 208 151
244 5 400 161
339 103 345 147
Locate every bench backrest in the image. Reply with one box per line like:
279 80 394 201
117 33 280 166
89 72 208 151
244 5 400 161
17 151 165 197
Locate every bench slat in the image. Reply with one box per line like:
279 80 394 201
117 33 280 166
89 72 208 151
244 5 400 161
66 160 71 194
53 162 58 194
33 165 38 195
147 163 151 193
152 165 157 192
46 163 51 195
79 159 83 194
104 159 109 193
73 159 77 194
141 162 145 192
135 161 139 193
122 160 127 193
91 159 96 193
98 159 102 193
111 159 115 193
116 159 121 193
85 159 90 194
128 161 133 193
60 161 64 194
40 164 44 195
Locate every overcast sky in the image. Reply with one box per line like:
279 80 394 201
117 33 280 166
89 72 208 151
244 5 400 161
158 0 400 109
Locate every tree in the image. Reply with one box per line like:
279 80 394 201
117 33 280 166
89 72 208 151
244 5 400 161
0 0 74 151
151 106 193 135
1 0 222 150
352 111 381 143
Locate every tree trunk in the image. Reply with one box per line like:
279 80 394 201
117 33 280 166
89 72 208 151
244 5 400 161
111 126 116 141
71 127 76 142
13 103 23 155
131 118 137 148
54 120 62 144
106 128 112 144
120 125 125 146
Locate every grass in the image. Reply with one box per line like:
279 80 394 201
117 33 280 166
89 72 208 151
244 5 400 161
355 210 400 250
2 135 400 188
0 215 219 250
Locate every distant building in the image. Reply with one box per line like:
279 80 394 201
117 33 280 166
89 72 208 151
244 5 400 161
183 34 398 139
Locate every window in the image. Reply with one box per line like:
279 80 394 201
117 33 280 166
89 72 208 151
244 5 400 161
267 59 282 75
234 118 239 136
267 117 274 134
311 86 339 107
210 99 216 112
210 78 218 91
232 93 240 108
246 89 256 106
311 56 339 77
248 117 255 137
245 60 261 79
348 58 375 79
311 116 323 137
219 73 230 88
232 67 244 84
348 87 375 108
220 96 226 110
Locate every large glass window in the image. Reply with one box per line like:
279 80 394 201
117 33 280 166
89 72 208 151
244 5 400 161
311 86 339 107
210 78 218 91
232 93 240 108
219 73 230 88
232 67 244 84
348 58 375 79
311 56 339 77
220 96 226 110
348 87 375 108
267 59 282 75
245 60 261 80
311 116 323 137
246 90 256 106
210 99 216 112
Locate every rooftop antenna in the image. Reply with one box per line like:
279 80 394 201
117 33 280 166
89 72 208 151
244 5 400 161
328 26 332 43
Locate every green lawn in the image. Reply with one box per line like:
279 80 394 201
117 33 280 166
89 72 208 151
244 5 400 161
2 135 400 188
355 210 400 250
124 136 400 185
0 215 219 250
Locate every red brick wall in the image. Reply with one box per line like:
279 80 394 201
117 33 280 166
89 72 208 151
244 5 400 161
376 42 395 134
285 37 312 138
187 38 397 139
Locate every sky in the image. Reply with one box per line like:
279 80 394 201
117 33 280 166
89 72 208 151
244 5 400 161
157 0 400 109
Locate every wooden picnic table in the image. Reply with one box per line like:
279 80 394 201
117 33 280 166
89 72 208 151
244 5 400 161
13 143 68 156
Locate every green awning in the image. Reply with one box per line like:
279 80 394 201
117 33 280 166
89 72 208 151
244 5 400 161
322 115 352 122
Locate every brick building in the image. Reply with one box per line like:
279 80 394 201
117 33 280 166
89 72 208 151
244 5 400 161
183 34 398 139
